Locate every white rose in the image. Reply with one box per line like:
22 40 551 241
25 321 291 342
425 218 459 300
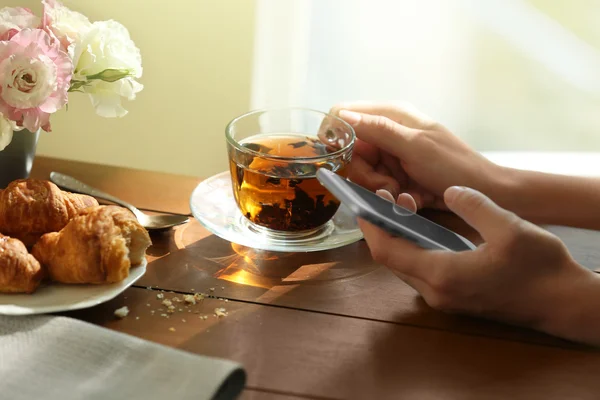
85 78 143 118
71 20 143 118
0 113 16 151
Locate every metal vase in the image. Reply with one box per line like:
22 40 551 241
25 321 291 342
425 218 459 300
0 129 40 189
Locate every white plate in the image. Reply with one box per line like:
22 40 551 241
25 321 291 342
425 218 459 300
0 258 147 315
189 171 363 252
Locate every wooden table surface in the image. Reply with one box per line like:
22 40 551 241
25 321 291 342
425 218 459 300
31 156 600 400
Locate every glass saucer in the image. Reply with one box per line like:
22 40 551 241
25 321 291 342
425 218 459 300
189 171 363 252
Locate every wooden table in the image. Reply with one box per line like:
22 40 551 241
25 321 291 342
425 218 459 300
31 156 600 400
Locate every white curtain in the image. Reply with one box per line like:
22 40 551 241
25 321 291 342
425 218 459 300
251 0 600 152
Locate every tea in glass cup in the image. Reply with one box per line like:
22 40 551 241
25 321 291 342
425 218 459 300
226 108 355 238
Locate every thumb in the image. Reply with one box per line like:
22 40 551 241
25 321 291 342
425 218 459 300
444 186 519 242
338 109 418 159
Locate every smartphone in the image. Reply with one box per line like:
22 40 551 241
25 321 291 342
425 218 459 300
317 168 476 251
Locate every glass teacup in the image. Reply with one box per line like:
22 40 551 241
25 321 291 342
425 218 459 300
225 108 355 239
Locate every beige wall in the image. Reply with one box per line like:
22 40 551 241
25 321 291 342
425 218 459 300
14 0 256 178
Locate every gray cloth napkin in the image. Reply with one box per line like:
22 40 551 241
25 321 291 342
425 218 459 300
0 315 245 400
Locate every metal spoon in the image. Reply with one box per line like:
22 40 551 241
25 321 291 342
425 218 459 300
49 172 189 231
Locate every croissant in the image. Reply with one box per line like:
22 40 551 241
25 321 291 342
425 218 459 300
0 179 98 247
32 205 152 284
0 234 44 293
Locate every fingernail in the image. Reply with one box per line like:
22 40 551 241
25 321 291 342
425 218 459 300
339 110 362 126
376 189 394 202
445 186 466 203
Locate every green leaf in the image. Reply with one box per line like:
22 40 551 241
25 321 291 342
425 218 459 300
68 80 88 92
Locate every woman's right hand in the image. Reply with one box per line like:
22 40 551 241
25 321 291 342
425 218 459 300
330 102 510 210
364 186 600 347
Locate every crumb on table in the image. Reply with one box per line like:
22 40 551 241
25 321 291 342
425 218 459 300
114 306 129 319
194 293 205 301
214 308 228 317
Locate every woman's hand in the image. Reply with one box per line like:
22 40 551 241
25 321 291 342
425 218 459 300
331 101 600 229
362 186 600 346
328 101 600 345
330 102 509 210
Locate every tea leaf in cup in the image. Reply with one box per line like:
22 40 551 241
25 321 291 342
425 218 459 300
289 141 308 149
242 142 273 154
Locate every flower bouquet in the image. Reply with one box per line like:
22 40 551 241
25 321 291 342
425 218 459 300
0 0 143 151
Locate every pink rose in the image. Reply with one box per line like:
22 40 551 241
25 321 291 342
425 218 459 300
0 28 73 132
42 0 91 54
0 7 41 41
